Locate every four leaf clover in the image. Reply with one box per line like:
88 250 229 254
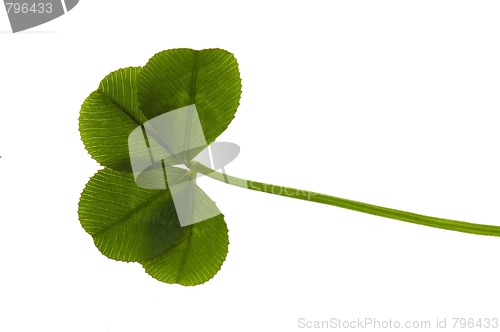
79 48 241 286
79 48 500 286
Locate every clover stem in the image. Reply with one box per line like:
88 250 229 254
187 160 500 237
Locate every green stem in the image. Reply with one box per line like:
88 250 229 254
188 160 500 237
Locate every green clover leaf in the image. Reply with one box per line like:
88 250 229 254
79 48 240 286
79 48 500 287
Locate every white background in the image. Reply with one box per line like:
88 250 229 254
1 1 500 331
